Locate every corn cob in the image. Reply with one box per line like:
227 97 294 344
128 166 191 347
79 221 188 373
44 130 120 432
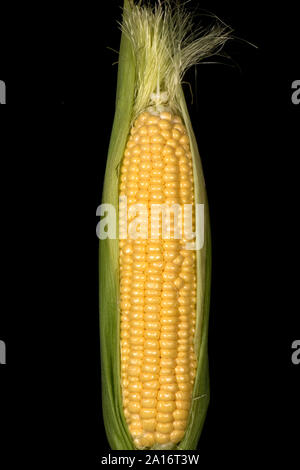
100 0 230 450
120 109 198 449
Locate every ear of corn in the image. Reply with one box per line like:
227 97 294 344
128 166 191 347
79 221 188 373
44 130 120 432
100 0 229 450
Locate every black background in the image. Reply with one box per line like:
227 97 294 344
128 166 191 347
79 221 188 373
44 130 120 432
0 0 299 467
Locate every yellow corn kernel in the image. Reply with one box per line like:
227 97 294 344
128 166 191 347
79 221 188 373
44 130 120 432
173 420 187 431
156 422 174 434
155 432 171 445
140 408 156 419
140 432 155 447
170 430 185 444
142 419 156 432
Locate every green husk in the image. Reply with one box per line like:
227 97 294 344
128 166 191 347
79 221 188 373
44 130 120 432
100 0 227 450
99 0 135 449
175 88 212 450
